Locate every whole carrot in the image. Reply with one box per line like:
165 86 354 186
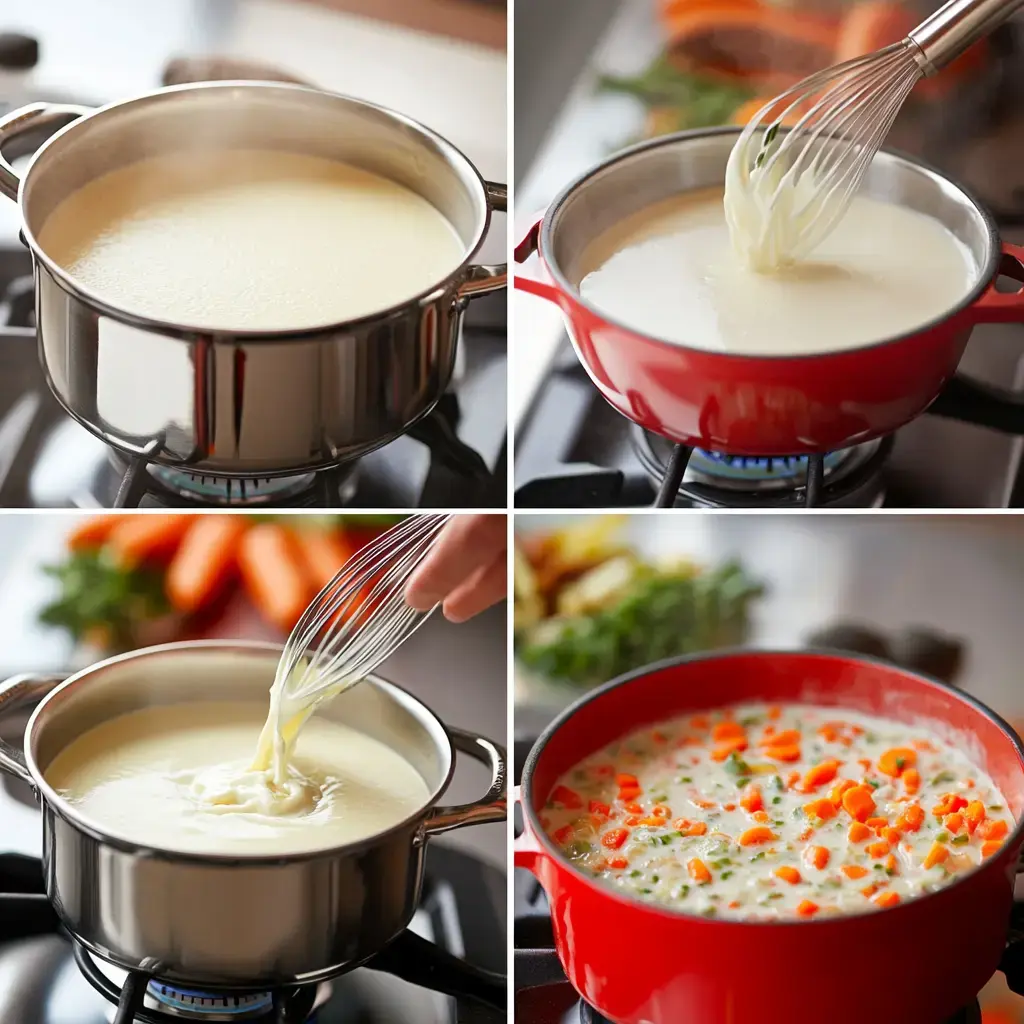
165 516 248 613
107 515 194 568
290 528 356 591
66 514 130 552
237 523 313 633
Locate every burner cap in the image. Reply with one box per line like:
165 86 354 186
687 448 850 489
146 464 318 505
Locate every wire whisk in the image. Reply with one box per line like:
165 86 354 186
725 0 1024 269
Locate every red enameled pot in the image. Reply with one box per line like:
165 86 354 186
515 650 1024 1024
515 128 1024 456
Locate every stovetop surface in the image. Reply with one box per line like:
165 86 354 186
514 330 1024 509
0 249 507 509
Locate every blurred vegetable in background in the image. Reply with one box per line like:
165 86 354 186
40 514 404 651
514 517 764 687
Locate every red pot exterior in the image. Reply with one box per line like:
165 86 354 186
515 227 1024 456
516 651 1024 1024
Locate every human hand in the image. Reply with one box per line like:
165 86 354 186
404 515 507 622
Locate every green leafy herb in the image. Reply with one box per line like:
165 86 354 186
936 831 950 843
724 751 752 777
678 776 693 784
721 870 733 880
39 549 171 651
772 796 782 805
951 834 970 846
750 852 766 862
932 771 956 785
772 776 785 792
630 870 642 878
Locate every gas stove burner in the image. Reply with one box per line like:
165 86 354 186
573 999 982 1023
145 463 321 506
631 427 892 508
687 448 850 488
146 980 273 1019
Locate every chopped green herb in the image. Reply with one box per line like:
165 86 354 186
824 879 842 889
652 795 668 804
931 771 956 785
873 863 884 871
750 852 766 862
885 867 896 877
767 892 784 900
988 804 1004 811
702 907 718 917
865 733 878 743
721 870 733 880
936 831 950 843
772 776 785 791
678 776 693 784
565 840 592 859
651 874 660 883
740 715 762 727
640 888 653 894
951 834 970 846
867 780 881 789
724 752 752 777
772 796 782 805
630 870 641 878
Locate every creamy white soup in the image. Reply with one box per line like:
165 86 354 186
45 700 430 855
576 187 976 356
37 149 465 330
543 703 1012 919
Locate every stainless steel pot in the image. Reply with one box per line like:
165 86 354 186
0 83 506 477
0 640 506 987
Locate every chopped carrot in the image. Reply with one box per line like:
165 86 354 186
727 900 741 909
616 773 638 788
601 828 629 850
107 514 194 568
803 798 837 822
842 864 869 879
796 900 819 917
608 857 628 870
710 736 749 761
624 802 642 814
866 841 890 860
806 845 830 870
739 827 776 846
637 816 664 827
652 805 672 819
903 768 921 795
66 514 130 551
865 817 888 830
766 744 801 762
723 803 737 812
982 839 1004 858
589 800 611 816
861 883 879 897
767 706 782 720
965 801 986 834
923 842 949 870
164 515 247 613
688 858 712 884
749 810 769 824
878 748 917 778
712 720 746 741
550 787 583 810
624 816 640 826
672 818 691 831
874 891 901 909
830 779 856 805
673 819 707 837
802 759 840 792
553 825 574 844
913 739 935 752
858 758 873 772
848 822 872 843
842 785 877 823
979 819 1009 841
932 794 968 817
885 854 898 875
775 866 802 884
762 729 800 748
944 813 965 834
818 723 839 742
787 771 802 789
693 798 717 810
882 827 901 846
689 715 710 731
618 787 642 803
237 523 315 632
896 804 925 832
799 826 815 842
740 784 763 813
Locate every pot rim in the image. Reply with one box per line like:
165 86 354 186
24 638 459 865
537 125 1002 362
520 646 1024 928
17 80 495 341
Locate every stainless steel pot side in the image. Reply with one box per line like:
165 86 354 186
0 84 507 477
0 641 507 987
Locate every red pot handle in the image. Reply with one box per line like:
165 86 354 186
514 218 562 304
513 785 545 871
970 242 1024 324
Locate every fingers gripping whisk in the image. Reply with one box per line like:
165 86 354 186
276 515 451 709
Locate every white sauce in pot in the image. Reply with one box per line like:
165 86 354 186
543 703 1012 920
577 187 977 356
37 149 465 331
45 701 431 855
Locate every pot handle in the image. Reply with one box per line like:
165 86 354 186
514 217 562 303
0 672 66 786
422 726 507 836
968 242 1024 324
0 102 92 202
458 180 507 300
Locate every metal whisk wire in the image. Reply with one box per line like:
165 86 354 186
731 43 921 265
275 514 451 707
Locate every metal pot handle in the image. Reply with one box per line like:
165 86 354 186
0 102 92 202
0 672 66 786
458 180 507 299
422 726 506 835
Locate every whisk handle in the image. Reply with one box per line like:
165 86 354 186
908 0 1024 74
422 727 507 837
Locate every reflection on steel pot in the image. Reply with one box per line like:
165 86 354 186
0 640 506 986
515 649 1024 1024
515 127 1024 456
0 84 506 477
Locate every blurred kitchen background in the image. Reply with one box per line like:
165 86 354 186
514 512 1024 1022
513 0 1024 509
0 513 506 871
